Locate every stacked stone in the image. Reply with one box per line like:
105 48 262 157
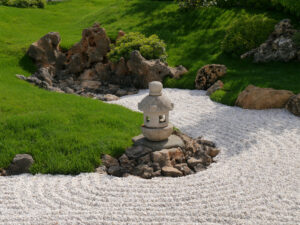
101 131 220 179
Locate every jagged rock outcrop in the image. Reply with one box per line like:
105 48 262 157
65 23 111 74
195 64 227 90
21 24 188 101
241 19 300 63
235 85 294 109
27 32 66 69
127 51 187 88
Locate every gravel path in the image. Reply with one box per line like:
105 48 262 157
0 89 299 225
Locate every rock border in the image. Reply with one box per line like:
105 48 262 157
100 130 220 179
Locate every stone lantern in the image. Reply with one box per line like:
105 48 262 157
138 81 174 141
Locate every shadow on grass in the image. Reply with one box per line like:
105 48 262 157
121 2 300 97
121 4 241 86
180 101 296 158
19 54 36 75
122 0 172 19
47 1 65 6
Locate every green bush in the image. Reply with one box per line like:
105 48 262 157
221 15 276 57
0 0 46 8
108 32 167 63
292 31 300 48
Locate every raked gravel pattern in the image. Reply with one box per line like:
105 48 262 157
0 89 300 225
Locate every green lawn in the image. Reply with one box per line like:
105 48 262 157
0 0 299 174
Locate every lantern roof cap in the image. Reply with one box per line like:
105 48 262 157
138 82 174 113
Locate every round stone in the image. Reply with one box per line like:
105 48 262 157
141 123 173 141
149 81 163 96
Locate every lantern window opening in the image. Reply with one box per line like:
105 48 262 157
146 116 150 123
159 115 166 123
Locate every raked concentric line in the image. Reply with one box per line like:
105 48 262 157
0 89 299 225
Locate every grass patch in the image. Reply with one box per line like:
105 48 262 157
0 0 144 174
0 0 299 174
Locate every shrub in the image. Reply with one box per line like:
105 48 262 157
221 15 276 57
0 0 46 8
108 32 167 63
292 31 300 48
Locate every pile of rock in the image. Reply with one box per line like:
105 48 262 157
101 131 220 179
19 23 187 101
241 19 300 63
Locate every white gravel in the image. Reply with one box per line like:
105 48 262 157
0 89 299 225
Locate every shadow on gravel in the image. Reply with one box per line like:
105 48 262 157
178 100 296 158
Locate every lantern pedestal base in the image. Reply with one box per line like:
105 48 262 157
141 123 174 142
132 134 184 151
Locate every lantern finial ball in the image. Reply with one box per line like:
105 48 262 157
149 81 163 96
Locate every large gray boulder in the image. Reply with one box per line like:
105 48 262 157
6 154 34 175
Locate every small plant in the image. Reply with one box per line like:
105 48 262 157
221 15 276 57
292 31 300 48
108 32 167 63
0 0 46 8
